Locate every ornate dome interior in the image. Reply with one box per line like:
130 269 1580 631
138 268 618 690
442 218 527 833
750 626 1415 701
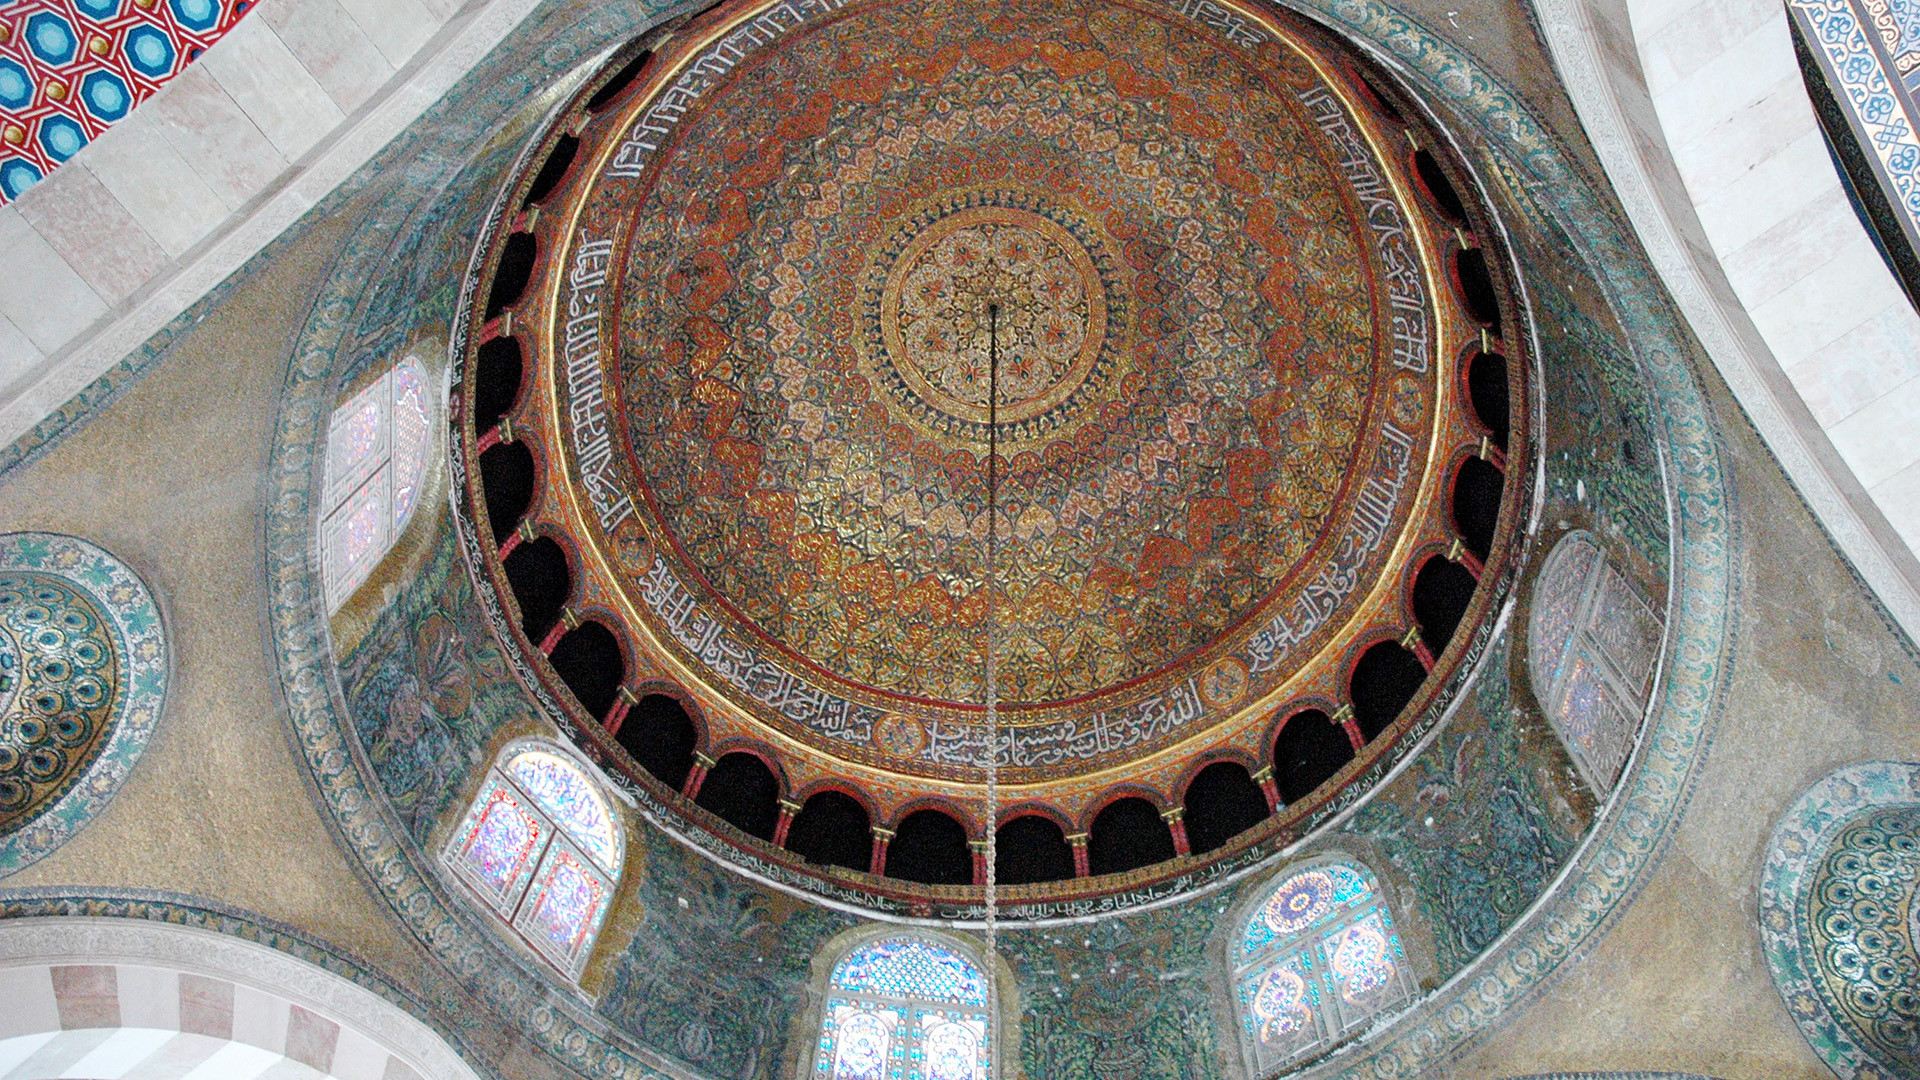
0 0 1915 1078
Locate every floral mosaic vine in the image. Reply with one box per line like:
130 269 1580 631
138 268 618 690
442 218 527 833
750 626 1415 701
1761 760 1920 1080
0 531 166 877
0 0 254 202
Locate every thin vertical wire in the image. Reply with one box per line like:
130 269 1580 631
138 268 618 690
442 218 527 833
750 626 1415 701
983 302 1000 986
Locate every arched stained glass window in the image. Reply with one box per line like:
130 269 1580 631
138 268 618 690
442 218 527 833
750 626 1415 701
443 741 622 979
814 935 993 1080
322 357 434 610
1231 858 1412 1074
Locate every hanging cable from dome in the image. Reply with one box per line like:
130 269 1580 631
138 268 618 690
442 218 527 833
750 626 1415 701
984 300 1002 997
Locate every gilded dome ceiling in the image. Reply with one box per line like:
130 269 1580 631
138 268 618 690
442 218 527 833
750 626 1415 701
453 0 1530 914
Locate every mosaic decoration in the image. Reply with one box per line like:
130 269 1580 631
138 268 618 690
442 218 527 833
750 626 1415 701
0 532 165 878
1761 761 1920 1080
442 740 623 979
244 0 1734 1075
1229 857 1412 1074
0 0 253 202
1526 531 1663 793
815 936 991 1080
322 358 433 611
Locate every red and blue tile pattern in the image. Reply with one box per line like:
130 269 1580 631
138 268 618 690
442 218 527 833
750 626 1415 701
0 0 254 203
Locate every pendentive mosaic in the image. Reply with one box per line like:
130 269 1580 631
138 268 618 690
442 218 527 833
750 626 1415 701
0 0 254 202
0 531 166 877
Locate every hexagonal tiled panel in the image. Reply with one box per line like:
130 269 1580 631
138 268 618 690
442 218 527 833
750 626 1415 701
0 0 254 202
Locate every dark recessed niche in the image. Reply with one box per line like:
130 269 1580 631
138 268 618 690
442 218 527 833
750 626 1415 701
586 50 653 113
502 536 569 642
617 693 697 791
1452 458 1506 561
695 752 781 841
547 619 623 719
786 790 873 873
1413 148 1468 222
1349 641 1428 741
484 233 537 320
1452 247 1502 333
1411 556 1479 655
472 336 524 434
993 814 1075 885
1274 709 1353 804
478 440 534 543
1087 797 1177 876
886 809 972 886
521 134 580 208
1182 761 1270 855
1466 350 1510 449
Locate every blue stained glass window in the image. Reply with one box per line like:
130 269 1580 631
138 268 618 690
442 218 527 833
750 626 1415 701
816 937 991 1080
1231 858 1413 1075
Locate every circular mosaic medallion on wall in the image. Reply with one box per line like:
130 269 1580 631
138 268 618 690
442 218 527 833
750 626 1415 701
0 532 166 877
1761 761 1920 1080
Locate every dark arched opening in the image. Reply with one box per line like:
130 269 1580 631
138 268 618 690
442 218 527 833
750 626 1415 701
1411 557 1479 655
885 809 972 886
502 536 569 643
616 693 697 791
484 232 537 319
478 440 534 543
1350 641 1428 740
472 336 523 434
1466 350 1510 449
547 620 623 719
1087 797 1177 876
694 752 780 841
521 134 580 207
1451 247 1501 333
1183 761 1269 855
785 791 872 873
1274 709 1353 804
993 814 1075 885
586 50 653 113
1413 148 1467 221
1452 457 1505 561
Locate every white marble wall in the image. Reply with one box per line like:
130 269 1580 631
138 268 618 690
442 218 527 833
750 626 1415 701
0 0 553 447
1630 0 1920 545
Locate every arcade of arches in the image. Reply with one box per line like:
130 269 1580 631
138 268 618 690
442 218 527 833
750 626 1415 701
0 0 1913 1078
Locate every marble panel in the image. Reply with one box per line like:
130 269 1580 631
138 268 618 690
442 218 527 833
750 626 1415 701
1782 302 1920 425
79 114 229 258
63 1028 178 1079
176 1041 280 1080
0 208 105 354
197 17 345 161
136 1034 229 1080
322 1028 387 1080
1647 13 1798 150
230 985 288 1055
0 312 46 394
142 64 287 212
1827 370 1920 487
0 1033 55 1077
51 965 118 1029
1721 186 1868 307
10 164 170 307
333 0 442 71
1672 73 1819 201
0 967 56 1039
1 1029 109 1080
1867 456 1920 552
1638 0 1780 94
259 0 395 115
280 1006 336 1074
116 967 182 1031
1748 249 1906 365
1691 126 1839 256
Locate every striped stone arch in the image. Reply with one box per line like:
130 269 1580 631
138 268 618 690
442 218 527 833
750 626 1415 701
0 917 479 1080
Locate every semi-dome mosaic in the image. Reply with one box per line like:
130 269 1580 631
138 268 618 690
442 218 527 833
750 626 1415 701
0 531 166 876
451 0 1531 914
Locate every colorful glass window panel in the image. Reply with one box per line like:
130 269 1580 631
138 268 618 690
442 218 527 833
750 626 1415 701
454 780 544 904
1232 859 1412 1075
390 358 430 522
320 361 437 611
832 938 989 1006
506 749 621 870
0 1 254 204
516 843 612 969
918 1014 986 1080
820 1002 904 1080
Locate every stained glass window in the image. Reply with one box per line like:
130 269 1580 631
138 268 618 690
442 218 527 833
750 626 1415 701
815 936 992 1080
444 740 622 979
321 357 436 611
1231 858 1412 1075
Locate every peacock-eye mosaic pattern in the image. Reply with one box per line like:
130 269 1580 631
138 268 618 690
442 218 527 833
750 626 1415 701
0 532 165 877
0 0 254 202
1763 761 1920 1080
